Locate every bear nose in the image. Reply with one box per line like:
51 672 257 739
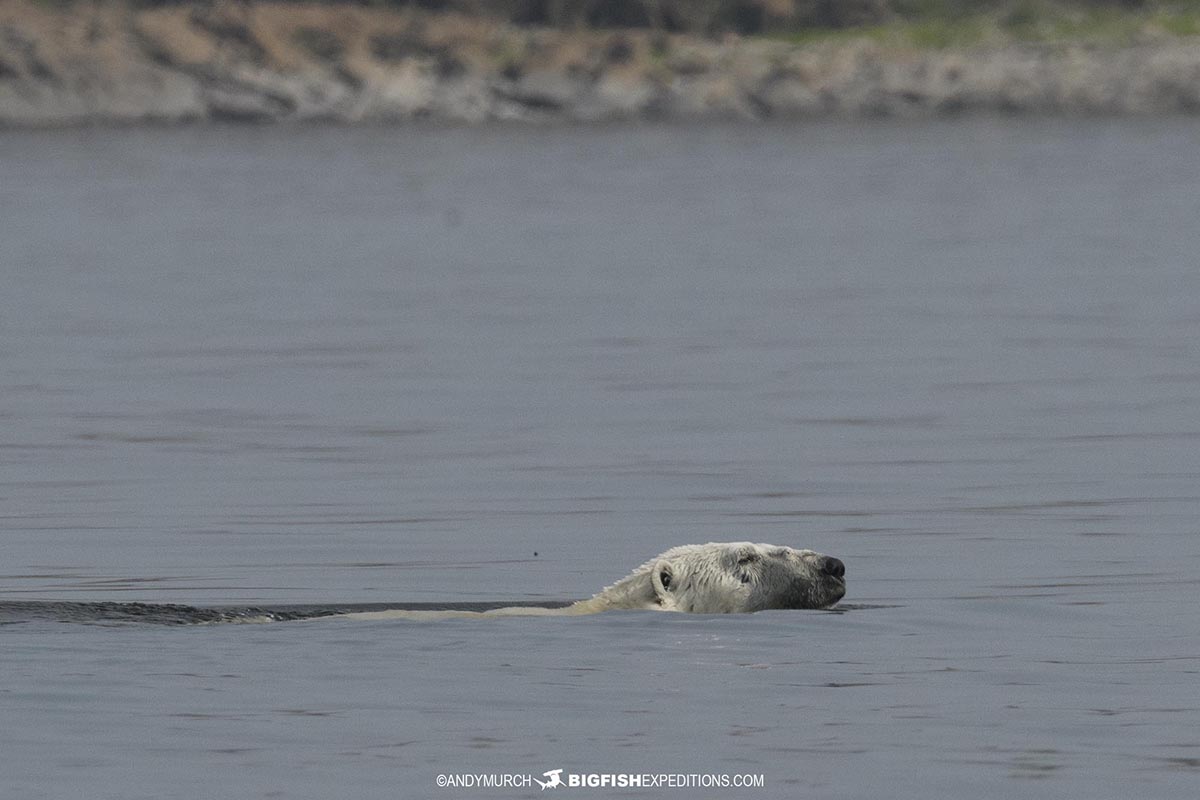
819 557 845 579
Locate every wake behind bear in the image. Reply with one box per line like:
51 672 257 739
0 544 844 625
342 542 846 620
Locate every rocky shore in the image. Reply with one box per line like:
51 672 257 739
2 0 1200 126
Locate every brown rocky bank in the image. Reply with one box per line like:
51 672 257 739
2 0 1200 126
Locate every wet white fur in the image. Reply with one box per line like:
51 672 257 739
572 541 845 613
337 542 844 621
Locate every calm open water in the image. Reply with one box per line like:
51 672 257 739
2 118 1199 799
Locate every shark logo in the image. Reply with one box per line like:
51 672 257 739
534 769 565 790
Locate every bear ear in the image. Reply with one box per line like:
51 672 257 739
651 559 675 604
733 545 759 566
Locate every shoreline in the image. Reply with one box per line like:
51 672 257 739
3 1 1200 127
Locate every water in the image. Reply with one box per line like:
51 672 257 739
2 118 1199 798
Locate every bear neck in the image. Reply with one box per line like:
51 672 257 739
577 566 662 611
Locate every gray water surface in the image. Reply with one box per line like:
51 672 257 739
2 119 1199 798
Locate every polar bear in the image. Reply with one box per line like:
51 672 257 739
337 542 845 621
568 541 846 614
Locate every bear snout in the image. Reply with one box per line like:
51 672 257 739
818 556 845 579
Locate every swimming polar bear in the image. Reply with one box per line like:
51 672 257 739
571 541 846 614
338 542 845 621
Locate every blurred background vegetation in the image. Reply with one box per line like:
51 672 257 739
49 0 1184 56
107 0 1200 43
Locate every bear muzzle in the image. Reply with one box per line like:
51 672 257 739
817 556 845 579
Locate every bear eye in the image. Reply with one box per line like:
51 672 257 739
736 552 758 566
